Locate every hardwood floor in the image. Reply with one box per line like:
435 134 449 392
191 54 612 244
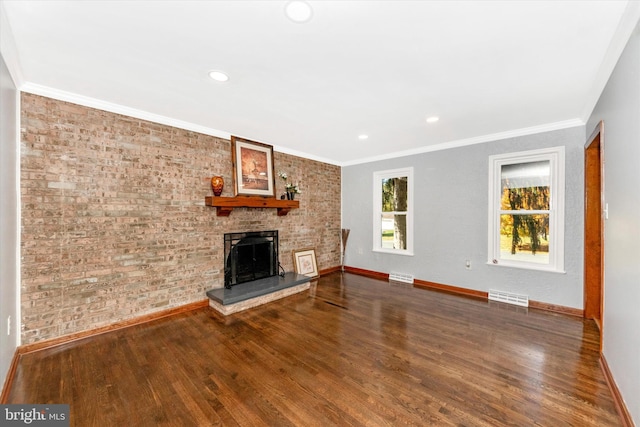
6 272 620 426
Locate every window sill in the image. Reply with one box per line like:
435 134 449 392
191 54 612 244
373 248 414 257
486 261 566 274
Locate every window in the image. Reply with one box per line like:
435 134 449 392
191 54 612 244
373 167 413 255
488 147 565 272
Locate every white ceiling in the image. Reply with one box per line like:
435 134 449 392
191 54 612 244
1 1 637 165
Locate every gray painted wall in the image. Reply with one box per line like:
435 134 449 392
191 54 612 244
0 52 20 393
342 126 585 309
586 22 640 425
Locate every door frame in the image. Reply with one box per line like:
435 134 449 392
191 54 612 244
584 121 605 339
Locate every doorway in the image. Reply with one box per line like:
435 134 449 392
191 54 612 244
584 121 604 335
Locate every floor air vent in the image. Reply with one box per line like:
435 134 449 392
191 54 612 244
488 289 529 307
389 272 414 284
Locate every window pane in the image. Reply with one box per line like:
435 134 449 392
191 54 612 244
381 177 408 212
381 213 407 250
501 161 550 210
500 214 549 264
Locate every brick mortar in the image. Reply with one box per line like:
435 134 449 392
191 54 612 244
20 93 341 344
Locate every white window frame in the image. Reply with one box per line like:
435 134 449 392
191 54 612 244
373 167 414 256
487 146 565 273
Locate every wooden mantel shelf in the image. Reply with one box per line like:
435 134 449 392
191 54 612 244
205 196 299 217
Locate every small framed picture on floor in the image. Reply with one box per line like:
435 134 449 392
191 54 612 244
293 248 319 278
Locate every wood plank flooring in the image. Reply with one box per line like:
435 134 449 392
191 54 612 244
6 272 620 426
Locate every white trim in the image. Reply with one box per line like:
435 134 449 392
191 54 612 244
0 1 25 87
21 82 231 138
487 146 565 273
18 82 342 166
269 143 341 166
372 167 414 256
11 81 583 169
580 1 640 122
15 79 584 170
486 260 566 274
341 119 582 167
13 72 21 346
372 247 415 257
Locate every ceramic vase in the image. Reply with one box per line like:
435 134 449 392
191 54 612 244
211 176 224 196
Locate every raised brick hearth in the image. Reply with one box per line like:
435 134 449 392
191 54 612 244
206 272 310 315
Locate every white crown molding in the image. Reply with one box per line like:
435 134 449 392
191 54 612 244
20 82 233 140
0 1 25 87
270 144 341 166
20 80 585 167
340 119 584 167
19 82 342 165
580 0 640 121
20 82 583 168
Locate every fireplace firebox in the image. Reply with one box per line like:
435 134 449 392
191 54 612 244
224 231 279 288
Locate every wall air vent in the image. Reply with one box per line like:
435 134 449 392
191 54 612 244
488 289 529 307
389 272 414 284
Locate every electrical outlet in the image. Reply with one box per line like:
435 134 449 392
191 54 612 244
465 260 471 270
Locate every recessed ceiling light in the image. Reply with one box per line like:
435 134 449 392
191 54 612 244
426 116 439 123
285 1 313 23
358 134 369 140
208 70 229 82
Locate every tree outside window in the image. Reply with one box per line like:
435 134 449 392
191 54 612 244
500 161 550 264
381 176 408 250
374 168 413 255
488 147 565 272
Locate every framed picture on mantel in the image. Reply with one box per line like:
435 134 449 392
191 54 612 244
231 136 276 197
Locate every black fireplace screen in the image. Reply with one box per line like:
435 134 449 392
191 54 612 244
224 230 279 288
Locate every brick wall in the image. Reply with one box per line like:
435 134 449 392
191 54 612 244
20 93 341 344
